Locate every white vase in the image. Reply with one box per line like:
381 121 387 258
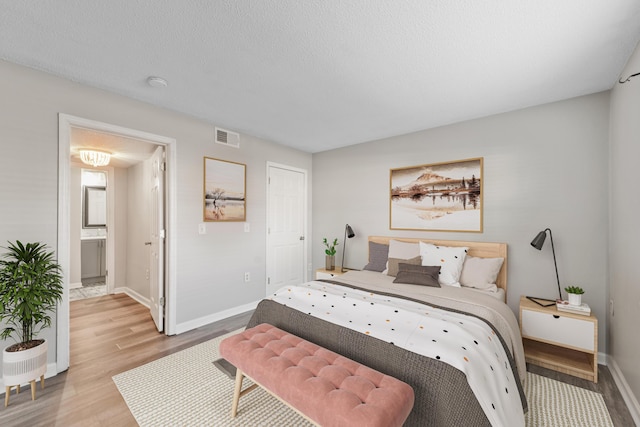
567 293 582 306
3 339 47 387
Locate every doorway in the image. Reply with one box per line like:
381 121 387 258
57 114 177 373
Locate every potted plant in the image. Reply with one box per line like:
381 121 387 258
0 241 63 406
322 238 339 271
564 285 585 306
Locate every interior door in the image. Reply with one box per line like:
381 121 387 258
266 164 307 295
149 146 165 332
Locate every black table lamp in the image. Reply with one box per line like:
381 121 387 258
528 228 563 306
341 224 355 272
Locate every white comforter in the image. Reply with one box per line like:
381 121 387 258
270 278 525 427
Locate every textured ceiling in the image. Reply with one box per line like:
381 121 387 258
1 1 640 153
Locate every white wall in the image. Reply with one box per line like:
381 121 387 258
313 92 610 350
126 161 150 298
609 39 640 421
0 59 312 367
69 164 82 286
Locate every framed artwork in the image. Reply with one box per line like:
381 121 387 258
203 157 246 222
390 157 483 232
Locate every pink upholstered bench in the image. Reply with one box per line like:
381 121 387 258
219 323 414 427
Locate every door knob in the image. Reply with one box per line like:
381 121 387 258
299 236 305 240
145 242 152 246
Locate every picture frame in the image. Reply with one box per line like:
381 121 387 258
203 157 246 222
390 157 483 232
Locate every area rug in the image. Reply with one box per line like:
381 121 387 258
113 330 614 427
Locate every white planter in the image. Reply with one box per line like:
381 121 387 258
567 293 582 306
3 339 47 387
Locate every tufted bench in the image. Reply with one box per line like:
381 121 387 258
219 323 414 427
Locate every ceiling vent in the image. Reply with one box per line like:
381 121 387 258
215 127 240 148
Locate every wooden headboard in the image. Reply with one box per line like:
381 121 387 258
369 236 508 297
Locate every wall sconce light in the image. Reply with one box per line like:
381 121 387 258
528 228 563 306
341 224 355 273
80 149 111 167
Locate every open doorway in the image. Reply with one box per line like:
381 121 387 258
57 114 177 373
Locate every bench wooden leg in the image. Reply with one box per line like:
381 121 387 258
231 368 244 417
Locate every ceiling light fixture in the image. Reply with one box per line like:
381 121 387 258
79 149 111 167
147 76 168 88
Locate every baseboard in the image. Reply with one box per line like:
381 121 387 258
0 362 57 392
175 300 260 335
608 355 640 426
69 281 83 289
114 286 150 308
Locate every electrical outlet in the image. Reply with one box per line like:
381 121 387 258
610 299 614 316
244 272 250 282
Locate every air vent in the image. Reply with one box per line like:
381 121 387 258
215 127 240 148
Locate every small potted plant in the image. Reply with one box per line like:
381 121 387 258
0 241 63 406
564 285 585 306
322 238 339 271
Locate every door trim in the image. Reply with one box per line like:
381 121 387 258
265 162 309 294
57 114 178 373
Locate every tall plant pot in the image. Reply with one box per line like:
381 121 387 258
325 255 335 271
3 339 47 406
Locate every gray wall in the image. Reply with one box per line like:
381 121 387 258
0 60 312 366
313 92 610 351
609 40 640 415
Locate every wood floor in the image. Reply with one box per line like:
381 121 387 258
0 293 635 426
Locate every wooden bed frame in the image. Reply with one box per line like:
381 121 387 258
368 236 508 298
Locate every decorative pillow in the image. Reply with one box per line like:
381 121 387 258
382 240 421 274
459 256 504 290
393 264 441 287
362 241 389 272
386 256 421 277
419 242 468 287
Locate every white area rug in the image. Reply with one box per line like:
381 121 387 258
113 330 614 427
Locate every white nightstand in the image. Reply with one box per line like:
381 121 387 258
315 268 346 280
519 296 598 383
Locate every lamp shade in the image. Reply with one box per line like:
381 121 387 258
345 224 355 239
530 230 547 250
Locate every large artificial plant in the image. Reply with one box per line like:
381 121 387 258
0 241 63 352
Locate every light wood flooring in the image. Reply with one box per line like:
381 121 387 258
0 293 635 426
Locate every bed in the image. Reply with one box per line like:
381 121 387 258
246 236 527 426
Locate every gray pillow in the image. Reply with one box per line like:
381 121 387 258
363 241 389 272
386 256 422 277
393 264 441 287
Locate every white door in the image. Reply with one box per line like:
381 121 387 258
149 146 165 332
266 164 307 295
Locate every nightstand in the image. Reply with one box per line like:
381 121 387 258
519 296 598 383
315 268 346 280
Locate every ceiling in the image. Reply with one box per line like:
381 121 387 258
70 127 157 169
2 1 640 153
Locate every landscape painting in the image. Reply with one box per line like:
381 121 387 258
204 157 246 222
390 157 483 232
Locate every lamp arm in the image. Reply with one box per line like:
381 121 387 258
547 228 562 300
341 226 347 273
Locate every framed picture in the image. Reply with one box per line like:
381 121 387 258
203 157 246 222
390 157 483 232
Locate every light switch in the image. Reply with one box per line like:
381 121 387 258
198 223 206 234
244 222 250 232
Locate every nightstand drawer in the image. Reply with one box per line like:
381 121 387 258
315 269 342 280
521 309 594 352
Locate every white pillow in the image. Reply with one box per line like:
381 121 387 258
419 242 468 287
459 256 504 290
382 240 421 274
